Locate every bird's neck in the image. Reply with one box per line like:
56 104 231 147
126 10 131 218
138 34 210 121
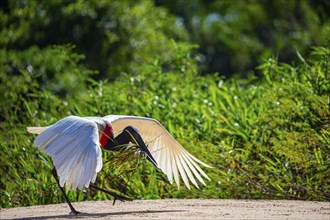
99 122 114 148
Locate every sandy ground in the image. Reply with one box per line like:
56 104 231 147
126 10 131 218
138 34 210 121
1 199 329 220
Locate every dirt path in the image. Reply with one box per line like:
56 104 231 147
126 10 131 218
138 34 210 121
1 199 329 220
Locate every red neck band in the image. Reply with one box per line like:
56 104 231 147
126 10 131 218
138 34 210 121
100 123 114 148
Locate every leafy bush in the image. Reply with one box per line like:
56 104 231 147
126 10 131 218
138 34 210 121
1 46 328 207
156 0 330 75
0 0 189 79
0 45 90 207
0 0 329 208
92 47 329 201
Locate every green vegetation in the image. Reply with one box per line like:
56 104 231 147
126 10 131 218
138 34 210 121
0 1 329 208
156 0 329 75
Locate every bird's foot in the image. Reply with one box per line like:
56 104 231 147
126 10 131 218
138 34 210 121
69 209 81 216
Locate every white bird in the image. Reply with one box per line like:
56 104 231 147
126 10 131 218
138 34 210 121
27 115 211 215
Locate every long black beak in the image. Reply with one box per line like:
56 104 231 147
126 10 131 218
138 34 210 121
125 127 158 168
135 136 158 168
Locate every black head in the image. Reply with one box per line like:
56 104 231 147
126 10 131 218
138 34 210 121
124 126 158 167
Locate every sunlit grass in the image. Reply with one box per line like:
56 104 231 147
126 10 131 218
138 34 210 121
1 47 329 208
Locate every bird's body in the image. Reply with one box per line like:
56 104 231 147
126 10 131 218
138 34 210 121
27 115 211 214
29 116 105 190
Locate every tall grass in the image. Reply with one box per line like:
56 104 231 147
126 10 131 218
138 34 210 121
0 47 329 208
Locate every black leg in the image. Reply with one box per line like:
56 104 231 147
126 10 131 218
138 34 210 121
51 168 80 215
89 184 133 205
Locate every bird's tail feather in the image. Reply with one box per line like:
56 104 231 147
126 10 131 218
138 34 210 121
27 127 48 134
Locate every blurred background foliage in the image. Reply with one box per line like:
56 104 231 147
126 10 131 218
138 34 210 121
155 0 329 75
0 0 329 208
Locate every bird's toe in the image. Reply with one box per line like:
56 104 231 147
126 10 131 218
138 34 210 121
69 210 81 216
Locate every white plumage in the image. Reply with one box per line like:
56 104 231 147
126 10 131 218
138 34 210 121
28 115 211 191
30 116 102 190
104 115 211 189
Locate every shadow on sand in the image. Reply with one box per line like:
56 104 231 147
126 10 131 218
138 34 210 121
7 209 184 220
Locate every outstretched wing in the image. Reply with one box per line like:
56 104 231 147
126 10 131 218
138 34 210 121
103 115 211 190
32 116 103 190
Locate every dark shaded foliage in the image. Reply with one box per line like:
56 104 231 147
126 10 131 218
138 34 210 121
0 0 329 208
155 0 329 76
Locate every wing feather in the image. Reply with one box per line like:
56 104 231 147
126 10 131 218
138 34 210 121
170 145 180 188
181 152 205 186
178 153 199 189
173 144 192 189
84 150 94 187
176 145 210 182
33 116 102 190
27 127 48 134
103 115 211 189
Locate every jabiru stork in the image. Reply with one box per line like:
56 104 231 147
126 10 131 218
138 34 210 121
27 115 211 215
